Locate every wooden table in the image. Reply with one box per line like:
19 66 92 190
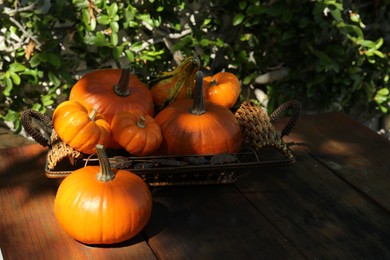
1 112 390 259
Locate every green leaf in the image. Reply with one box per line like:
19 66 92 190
110 21 119 33
48 71 61 87
113 46 124 59
97 15 110 25
373 50 385 58
111 32 118 46
4 110 19 123
47 53 62 69
29 54 42 68
90 17 96 31
4 77 13 96
22 68 41 83
9 63 26 72
377 87 389 96
375 38 384 49
239 1 247 9
41 94 54 106
125 50 135 62
108 3 118 18
82 8 90 27
86 32 109 46
130 42 144 52
233 13 245 26
9 72 21 85
199 39 209 47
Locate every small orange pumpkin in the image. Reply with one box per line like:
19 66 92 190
203 71 241 108
54 144 153 245
52 100 111 154
154 71 242 155
111 111 162 156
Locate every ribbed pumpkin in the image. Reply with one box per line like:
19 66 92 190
203 71 241 108
69 68 154 123
111 111 162 156
52 100 111 154
148 56 200 111
54 144 152 245
154 71 242 155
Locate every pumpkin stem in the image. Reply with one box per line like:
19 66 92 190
114 68 131 97
95 144 115 182
191 71 206 115
89 109 97 121
136 116 146 129
209 78 218 87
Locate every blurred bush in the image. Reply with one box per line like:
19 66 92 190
1 0 389 131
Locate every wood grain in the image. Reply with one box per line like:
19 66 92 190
0 145 156 260
1 112 390 259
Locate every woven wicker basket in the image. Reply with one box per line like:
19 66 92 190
21 100 301 186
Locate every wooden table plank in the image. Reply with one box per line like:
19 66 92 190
2 112 390 259
278 112 390 212
235 150 390 259
0 144 157 260
144 186 304 259
232 112 390 259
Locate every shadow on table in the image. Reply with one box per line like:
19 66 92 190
0 146 61 202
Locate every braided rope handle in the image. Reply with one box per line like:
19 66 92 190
270 100 302 137
20 109 53 147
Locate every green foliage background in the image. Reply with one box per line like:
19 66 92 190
1 0 389 131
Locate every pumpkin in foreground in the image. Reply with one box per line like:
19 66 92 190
154 71 242 155
52 100 111 154
54 144 152 245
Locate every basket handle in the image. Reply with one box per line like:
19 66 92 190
20 109 53 147
270 100 302 137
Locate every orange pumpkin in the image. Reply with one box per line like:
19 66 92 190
148 56 200 111
69 68 154 123
154 71 242 155
203 71 241 108
54 144 153 245
111 111 162 156
52 100 111 154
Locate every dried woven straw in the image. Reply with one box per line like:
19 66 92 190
235 101 293 159
46 131 82 170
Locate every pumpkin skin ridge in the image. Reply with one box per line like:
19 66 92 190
127 129 147 156
155 98 241 155
54 166 152 245
196 105 233 154
204 72 241 108
205 106 241 153
52 101 111 154
111 112 162 156
155 71 242 155
69 69 154 124
69 119 101 153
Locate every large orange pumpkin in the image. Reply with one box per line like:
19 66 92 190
52 100 111 154
111 111 162 156
69 68 154 123
54 144 153 245
154 71 242 155
203 71 241 108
